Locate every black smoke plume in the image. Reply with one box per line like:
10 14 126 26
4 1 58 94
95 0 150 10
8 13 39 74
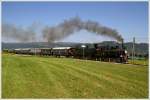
2 23 36 42
42 16 123 42
2 17 123 43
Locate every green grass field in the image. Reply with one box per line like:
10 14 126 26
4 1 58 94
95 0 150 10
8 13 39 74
2 53 148 98
128 59 148 66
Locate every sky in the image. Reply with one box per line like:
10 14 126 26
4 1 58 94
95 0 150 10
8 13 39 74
2 1 148 43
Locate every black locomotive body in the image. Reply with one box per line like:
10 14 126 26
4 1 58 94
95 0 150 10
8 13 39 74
96 49 127 63
73 47 96 60
72 44 127 63
6 43 128 63
95 45 127 63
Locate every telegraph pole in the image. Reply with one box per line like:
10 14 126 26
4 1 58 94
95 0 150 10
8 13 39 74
132 37 135 64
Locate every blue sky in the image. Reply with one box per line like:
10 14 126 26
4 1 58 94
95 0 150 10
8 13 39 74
2 2 148 43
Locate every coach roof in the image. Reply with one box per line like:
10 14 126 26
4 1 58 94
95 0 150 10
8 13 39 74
52 47 72 50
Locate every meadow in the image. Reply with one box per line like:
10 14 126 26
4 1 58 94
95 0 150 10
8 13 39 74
128 59 148 66
2 53 148 98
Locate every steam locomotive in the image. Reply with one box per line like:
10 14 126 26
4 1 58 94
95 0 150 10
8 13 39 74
5 44 128 63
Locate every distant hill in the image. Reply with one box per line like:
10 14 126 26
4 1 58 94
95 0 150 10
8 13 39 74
2 41 148 56
124 42 148 55
2 42 79 49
